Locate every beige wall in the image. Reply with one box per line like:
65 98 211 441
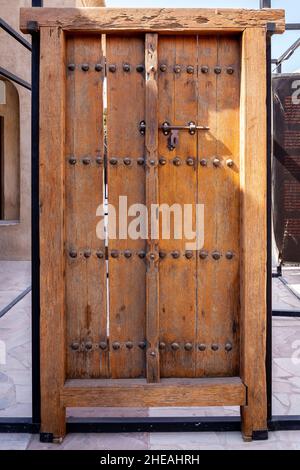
0 0 105 260
0 79 20 221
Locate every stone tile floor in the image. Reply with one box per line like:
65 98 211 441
0 261 300 449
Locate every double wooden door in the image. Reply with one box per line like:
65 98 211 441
65 33 241 384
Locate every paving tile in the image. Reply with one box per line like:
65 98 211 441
27 433 149 450
0 433 31 450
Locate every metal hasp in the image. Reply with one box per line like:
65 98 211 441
139 120 210 150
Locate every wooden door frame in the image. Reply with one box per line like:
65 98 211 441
20 7 285 442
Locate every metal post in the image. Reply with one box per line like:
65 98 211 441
31 0 42 428
260 0 271 7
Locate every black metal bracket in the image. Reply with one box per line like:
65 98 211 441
252 430 269 440
40 433 54 443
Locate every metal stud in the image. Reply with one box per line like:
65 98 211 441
186 65 194 74
171 342 180 351
84 249 91 258
159 157 167 165
185 251 193 259
174 64 181 73
212 251 221 260
226 159 234 168
149 253 156 261
198 343 206 351
137 157 145 166
186 157 194 166
124 250 132 259
171 251 180 259
200 159 207 167
68 63 75 71
199 250 208 260
227 67 234 75
213 158 221 167
136 64 144 73
150 351 156 357
110 158 118 165
112 342 120 350
81 63 89 72
85 341 93 351
123 63 131 72
211 343 219 351
173 157 181 166
82 157 91 165
138 341 146 349
69 250 77 259
150 159 156 166
126 341 134 349
184 342 193 351
99 341 107 350
96 157 103 165
159 342 166 349
111 250 119 258
225 251 234 260
95 63 103 72
71 342 80 351
160 64 167 72
201 65 209 73
109 64 116 73
96 250 104 259
123 157 131 166
159 251 167 259
138 250 146 259
214 66 222 74
68 156 76 165
225 342 233 352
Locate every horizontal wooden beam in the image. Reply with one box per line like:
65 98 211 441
20 8 285 34
61 377 246 408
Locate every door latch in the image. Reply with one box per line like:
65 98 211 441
139 120 209 150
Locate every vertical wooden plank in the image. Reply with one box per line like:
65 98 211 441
158 36 198 377
196 36 241 377
39 26 66 438
240 27 267 439
106 36 146 378
145 33 160 383
65 35 108 379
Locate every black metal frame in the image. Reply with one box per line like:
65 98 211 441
0 0 300 437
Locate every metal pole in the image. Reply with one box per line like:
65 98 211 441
260 0 271 7
31 0 42 429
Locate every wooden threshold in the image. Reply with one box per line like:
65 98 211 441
20 8 285 34
61 377 246 408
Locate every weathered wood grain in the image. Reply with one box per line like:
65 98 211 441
61 377 246 407
20 8 285 34
39 26 66 439
240 27 267 440
65 35 108 379
106 36 146 379
196 36 241 377
158 36 198 378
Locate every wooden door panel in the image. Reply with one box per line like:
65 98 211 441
106 36 147 378
65 35 109 378
196 36 241 377
158 36 198 377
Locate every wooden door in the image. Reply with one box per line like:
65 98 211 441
20 6 285 442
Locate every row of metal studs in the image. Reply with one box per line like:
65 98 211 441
70 341 233 352
68 156 103 165
68 250 235 260
67 63 235 75
107 157 235 168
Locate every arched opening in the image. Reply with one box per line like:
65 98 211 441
0 78 20 222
